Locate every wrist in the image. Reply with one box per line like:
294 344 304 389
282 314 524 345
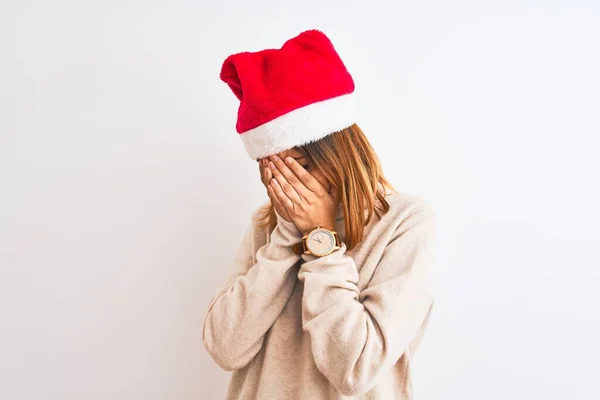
274 209 302 240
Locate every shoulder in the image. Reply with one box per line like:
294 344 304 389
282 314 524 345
250 199 271 223
233 200 271 262
385 191 435 218
383 191 436 233
244 199 272 241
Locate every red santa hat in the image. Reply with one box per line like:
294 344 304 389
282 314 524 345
220 29 357 160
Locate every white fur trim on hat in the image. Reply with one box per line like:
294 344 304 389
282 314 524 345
239 92 357 160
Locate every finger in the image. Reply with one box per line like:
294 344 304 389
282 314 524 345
267 182 287 214
267 172 278 203
280 156 326 196
269 176 294 210
264 165 273 189
267 158 303 204
268 155 315 199
266 183 277 205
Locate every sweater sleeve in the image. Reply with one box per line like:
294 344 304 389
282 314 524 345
202 208 303 371
296 204 437 396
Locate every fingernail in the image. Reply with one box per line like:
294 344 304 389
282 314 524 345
269 162 276 170
285 157 292 164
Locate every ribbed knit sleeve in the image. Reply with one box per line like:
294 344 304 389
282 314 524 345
202 208 303 371
296 203 437 397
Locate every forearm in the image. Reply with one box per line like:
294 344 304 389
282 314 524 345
297 208 436 396
202 212 303 370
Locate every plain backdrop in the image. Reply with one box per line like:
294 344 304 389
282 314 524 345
1 1 599 399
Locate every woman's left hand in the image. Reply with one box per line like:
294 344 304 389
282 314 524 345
267 154 339 236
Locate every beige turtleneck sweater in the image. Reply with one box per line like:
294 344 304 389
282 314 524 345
202 191 437 399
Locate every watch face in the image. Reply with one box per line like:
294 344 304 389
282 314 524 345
306 228 336 256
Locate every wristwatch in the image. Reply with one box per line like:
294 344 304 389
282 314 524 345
293 226 341 257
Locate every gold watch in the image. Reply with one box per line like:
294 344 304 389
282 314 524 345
297 226 341 257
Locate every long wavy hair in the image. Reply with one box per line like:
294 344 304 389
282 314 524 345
255 123 398 251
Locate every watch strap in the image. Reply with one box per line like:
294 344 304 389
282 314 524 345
292 242 303 255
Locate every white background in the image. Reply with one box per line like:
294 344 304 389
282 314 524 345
2 1 599 399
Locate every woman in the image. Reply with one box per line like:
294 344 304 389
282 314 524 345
202 29 437 399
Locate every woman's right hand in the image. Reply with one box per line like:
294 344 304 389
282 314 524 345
258 158 294 223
